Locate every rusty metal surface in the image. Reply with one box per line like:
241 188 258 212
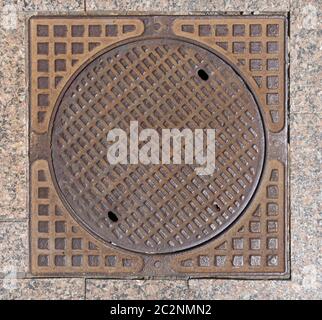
51 38 265 254
29 15 288 278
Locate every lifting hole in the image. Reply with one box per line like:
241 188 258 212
108 211 118 222
198 69 209 81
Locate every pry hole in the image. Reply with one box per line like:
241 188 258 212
108 211 118 222
198 69 209 81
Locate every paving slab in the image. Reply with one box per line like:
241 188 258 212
0 222 28 276
0 278 85 299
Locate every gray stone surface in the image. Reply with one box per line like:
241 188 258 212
0 0 84 12
290 113 321 275
289 4 322 284
291 86 322 113
0 12 27 220
223 0 290 12
86 280 190 300
290 0 322 87
86 0 183 12
0 278 85 299
0 0 321 300
187 277 321 299
86 0 290 12
0 222 28 275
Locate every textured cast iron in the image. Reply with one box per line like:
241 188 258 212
51 38 265 254
29 16 288 278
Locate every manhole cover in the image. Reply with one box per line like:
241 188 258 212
29 16 288 277
51 38 265 254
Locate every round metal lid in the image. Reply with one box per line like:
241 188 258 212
51 38 265 254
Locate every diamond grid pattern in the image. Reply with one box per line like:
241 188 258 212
171 160 285 272
52 39 264 253
173 18 285 133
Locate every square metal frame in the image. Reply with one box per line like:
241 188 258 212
29 15 289 279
